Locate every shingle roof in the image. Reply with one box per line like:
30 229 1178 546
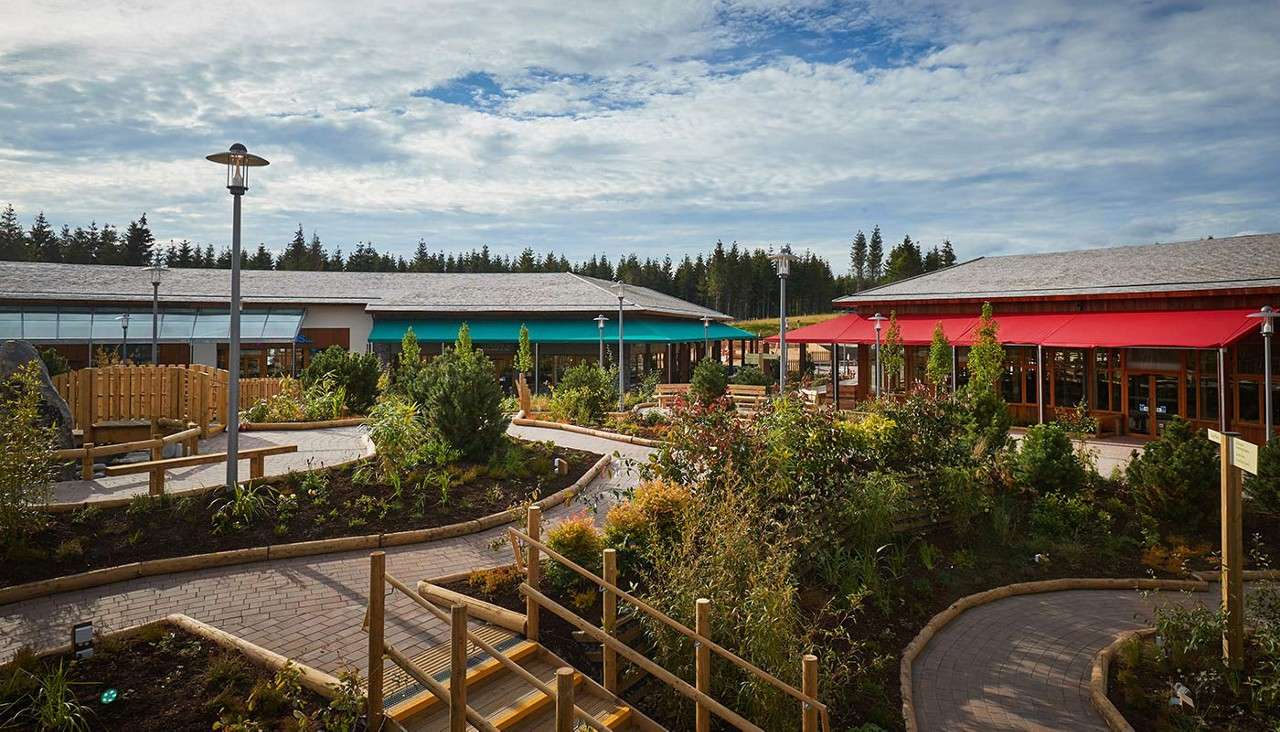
835 233 1280 305
0 262 730 320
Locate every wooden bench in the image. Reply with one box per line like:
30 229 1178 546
103 444 298 496
727 384 768 415
654 383 691 409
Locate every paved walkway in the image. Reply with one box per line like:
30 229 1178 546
49 424 373 505
3 425 650 678
912 587 1217 731
1009 429 1146 476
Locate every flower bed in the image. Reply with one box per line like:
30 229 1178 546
2 438 600 589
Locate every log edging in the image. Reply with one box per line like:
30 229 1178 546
1088 627 1154 732
899 577 1210 732
0 454 611 608
239 417 367 431
511 417 663 448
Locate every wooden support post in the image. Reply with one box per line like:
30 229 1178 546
526 504 541 642
1220 432 1245 668
555 667 575 732
368 551 385 732
602 548 618 694
149 467 164 497
250 455 265 481
695 598 711 732
450 603 469 732
81 444 94 480
802 654 818 732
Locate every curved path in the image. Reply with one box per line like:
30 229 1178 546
50 424 373 505
1 424 651 677
912 586 1216 730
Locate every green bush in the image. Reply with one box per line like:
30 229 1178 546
690 358 728 406
544 512 605 602
1013 423 1087 494
547 362 617 425
1125 417 1218 533
960 388 1011 457
1029 492 1112 542
301 346 381 414
0 362 58 556
405 328 510 463
241 376 345 423
729 364 771 387
38 348 68 377
1246 438 1280 514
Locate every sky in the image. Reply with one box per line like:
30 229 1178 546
2 0 1278 269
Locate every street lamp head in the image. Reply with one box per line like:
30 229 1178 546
594 314 609 330
700 316 712 326
768 244 796 278
869 311 888 331
115 313 130 328
1249 305 1277 335
146 262 168 285
611 279 626 303
205 143 270 193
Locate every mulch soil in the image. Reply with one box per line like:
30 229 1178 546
5 440 601 588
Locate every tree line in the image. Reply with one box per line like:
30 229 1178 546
0 204 960 320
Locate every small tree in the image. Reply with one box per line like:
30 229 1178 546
965 302 1004 395
0 362 58 556
690 358 728 406
392 327 423 393
960 303 1010 455
408 325 510 462
881 311 904 392
925 321 952 394
515 323 533 376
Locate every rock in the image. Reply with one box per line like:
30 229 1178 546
0 340 75 451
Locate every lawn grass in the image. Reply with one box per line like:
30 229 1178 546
732 312 843 338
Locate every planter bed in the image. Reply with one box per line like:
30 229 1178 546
4 439 601 589
0 623 329 731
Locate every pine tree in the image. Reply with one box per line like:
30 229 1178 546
867 225 884 283
278 225 308 270
941 239 956 267
307 233 326 270
201 244 216 268
249 243 274 269
0 204 25 260
884 234 924 282
328 247 345 271
410 239 431 272
923 245 942 272
881 311 905 393
850 230 867 290
29 212 58 262
516 247 536 273
122 214 155 265
98 224 122 264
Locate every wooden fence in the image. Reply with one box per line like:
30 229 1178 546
52 364 286 441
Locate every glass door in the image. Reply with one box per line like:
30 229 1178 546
1154 375 1180 435
1127 374 1152 435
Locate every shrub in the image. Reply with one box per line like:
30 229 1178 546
1125 417 1218 532
604 480 690 576
959 387 1011 457
1013 423 1087 494
544 512 605 599
390 327 425 395
38 348 68 377
690 358 728 406
925 322 951 391
547 362 617 425
0 362 58 556
301 346 381 414
729 364 771 387
242 376 345 423
1247 438 1280 514
1029 492 1112 542
406 327 510 462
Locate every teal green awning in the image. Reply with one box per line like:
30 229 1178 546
369 318 756 344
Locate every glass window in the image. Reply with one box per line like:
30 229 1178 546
1053 349 1086 407
0 310 21 339
159 311 197 340
1024 349 1038 404
239 312 269 341
58 310 93 340
192 311 230 340
1238 344 1265 375
21 310 59 340
240 349 263 377
1094 349 1121 412
1239 380 1261 423
1000 362 1020 402
1201 377 1219 420
1127 348 1182 371
262 310 304 341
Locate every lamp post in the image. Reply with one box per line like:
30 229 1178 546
700 315 712 361
1249 305 1278 442
594 315 609 368
869 312 888 398
612 281 626 411
206 143 270 492
145 262 167 365
769 245 796 393
116 313 130 362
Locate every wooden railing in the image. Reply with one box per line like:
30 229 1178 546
510 505 830 732
364 551 611 732
53 422 202 483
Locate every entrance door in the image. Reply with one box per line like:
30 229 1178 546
1127 374 1151 435
1154 375 1180 435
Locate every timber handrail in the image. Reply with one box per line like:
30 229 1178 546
510 527 832 732
382 642 499 732
381 571 613 732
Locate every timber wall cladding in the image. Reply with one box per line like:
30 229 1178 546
52 364 286 435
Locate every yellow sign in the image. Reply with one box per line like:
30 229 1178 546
1207 428 1224 444
1232 437 1258 475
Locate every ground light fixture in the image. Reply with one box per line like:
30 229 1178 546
700 315 712 357
115 313 130 361
869 312 889 398
769 245 797 393
594 314 609 368
205 143 270 493
612 281 626 411
1248 305 1277 441
145 262 167 365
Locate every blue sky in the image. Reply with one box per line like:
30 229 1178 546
1 0 1278 268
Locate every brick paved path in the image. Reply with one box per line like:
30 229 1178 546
2 425 650 677
50 424 373 505
912 587 1213 731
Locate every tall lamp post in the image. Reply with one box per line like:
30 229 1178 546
145 263 167 365
594 315 609 368
206 143 270 492
612 281 626 411
869 312 888 398
1249 305 1278 442
116 313 130 362
769 245 796 393
700 315 712 361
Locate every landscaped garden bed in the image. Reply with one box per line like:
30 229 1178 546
2 438 600 588
0 623 355 731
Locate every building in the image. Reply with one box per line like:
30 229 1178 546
776 233 1279 443
0 263 755 391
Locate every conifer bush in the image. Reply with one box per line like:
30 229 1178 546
690 358 728 405
1124 417 1218 532
406 325 509 462
301 346 381 414
1013 423 1087 494
547 362 616 425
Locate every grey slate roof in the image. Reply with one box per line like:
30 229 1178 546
0 262 730 320
835 233 1280 304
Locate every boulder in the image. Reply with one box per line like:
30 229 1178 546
0 340 75 450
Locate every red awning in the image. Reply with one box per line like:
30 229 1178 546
765 309 1259 349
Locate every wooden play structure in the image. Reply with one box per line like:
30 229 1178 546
362 504 828 731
